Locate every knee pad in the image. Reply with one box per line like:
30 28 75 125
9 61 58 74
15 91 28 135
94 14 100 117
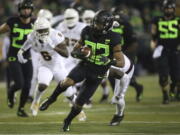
38 84 48 92
159 76 168 87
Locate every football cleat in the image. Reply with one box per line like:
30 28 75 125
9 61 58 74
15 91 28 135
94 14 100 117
109 114 124 126
39 98 55 111
17 108 29 117
31 101 40 116
162 91 169 104
62 119 70 132
136 85 143 102
169 92 176 101
78 110 87 121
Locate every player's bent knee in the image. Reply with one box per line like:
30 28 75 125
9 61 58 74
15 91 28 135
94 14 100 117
60 77 75 88
38 84 48 92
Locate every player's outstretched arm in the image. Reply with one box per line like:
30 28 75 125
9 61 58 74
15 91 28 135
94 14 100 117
54 41 69 58
0 23 10 34
150 24 158 50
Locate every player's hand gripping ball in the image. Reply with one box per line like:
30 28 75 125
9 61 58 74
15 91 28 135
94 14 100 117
81 46 92 58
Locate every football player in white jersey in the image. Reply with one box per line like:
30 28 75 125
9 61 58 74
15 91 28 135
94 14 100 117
28 9 54 104
56 8 86 72
82 10 95 26
17 18 75 116
109 54 134 126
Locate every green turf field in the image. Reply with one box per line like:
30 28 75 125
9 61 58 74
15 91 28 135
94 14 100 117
0 75 180 135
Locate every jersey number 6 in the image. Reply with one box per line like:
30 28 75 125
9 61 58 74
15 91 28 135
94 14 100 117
40 51 52 61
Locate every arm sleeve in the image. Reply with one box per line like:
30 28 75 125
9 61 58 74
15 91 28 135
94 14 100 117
110 32 122 47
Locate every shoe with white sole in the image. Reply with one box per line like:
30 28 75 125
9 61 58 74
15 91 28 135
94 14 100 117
77 110 87 121
31 101 40 116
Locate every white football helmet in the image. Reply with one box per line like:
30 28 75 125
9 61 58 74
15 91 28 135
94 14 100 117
64 8 79 28
82 10 95 26
34 17 51 42
37 9 53 22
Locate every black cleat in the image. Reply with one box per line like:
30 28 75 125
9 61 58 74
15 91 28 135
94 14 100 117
62 119 70 132
7 90 15 108
136 85 143 102
39 98 55 111
162 91 169 104
109 114 124 126
162 99 169 104
169 92 176 101
99 94 109 103
17 108 29 117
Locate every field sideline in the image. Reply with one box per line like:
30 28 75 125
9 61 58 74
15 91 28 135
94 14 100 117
0 75 180 135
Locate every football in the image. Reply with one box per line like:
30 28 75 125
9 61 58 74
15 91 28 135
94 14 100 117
81 46 92 57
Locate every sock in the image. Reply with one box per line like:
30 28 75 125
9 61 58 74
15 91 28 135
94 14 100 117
116 98 125 116
34 90 43 103
49 83 67 101
103 86 109 96
65 106 82 123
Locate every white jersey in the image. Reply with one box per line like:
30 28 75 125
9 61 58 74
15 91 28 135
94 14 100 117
56 21 86 71
56 21 86 51
22 28 65 70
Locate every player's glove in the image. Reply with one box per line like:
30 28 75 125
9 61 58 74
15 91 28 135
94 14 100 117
17 49 28 63
71 48 86 59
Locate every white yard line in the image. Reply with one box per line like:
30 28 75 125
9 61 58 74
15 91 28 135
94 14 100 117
0 109 180 119
0 133 180 135
0 121 180 125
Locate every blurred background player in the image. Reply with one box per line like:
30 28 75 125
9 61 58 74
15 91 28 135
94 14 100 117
82 9 95 26
151 0 180 104
110 5 144 102
17 17 76 116
0 0 35 117
55 8 87 101
56 8 86 72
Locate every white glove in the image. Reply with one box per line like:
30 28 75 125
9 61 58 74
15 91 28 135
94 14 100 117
17 49 27 63
152 45 163 59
